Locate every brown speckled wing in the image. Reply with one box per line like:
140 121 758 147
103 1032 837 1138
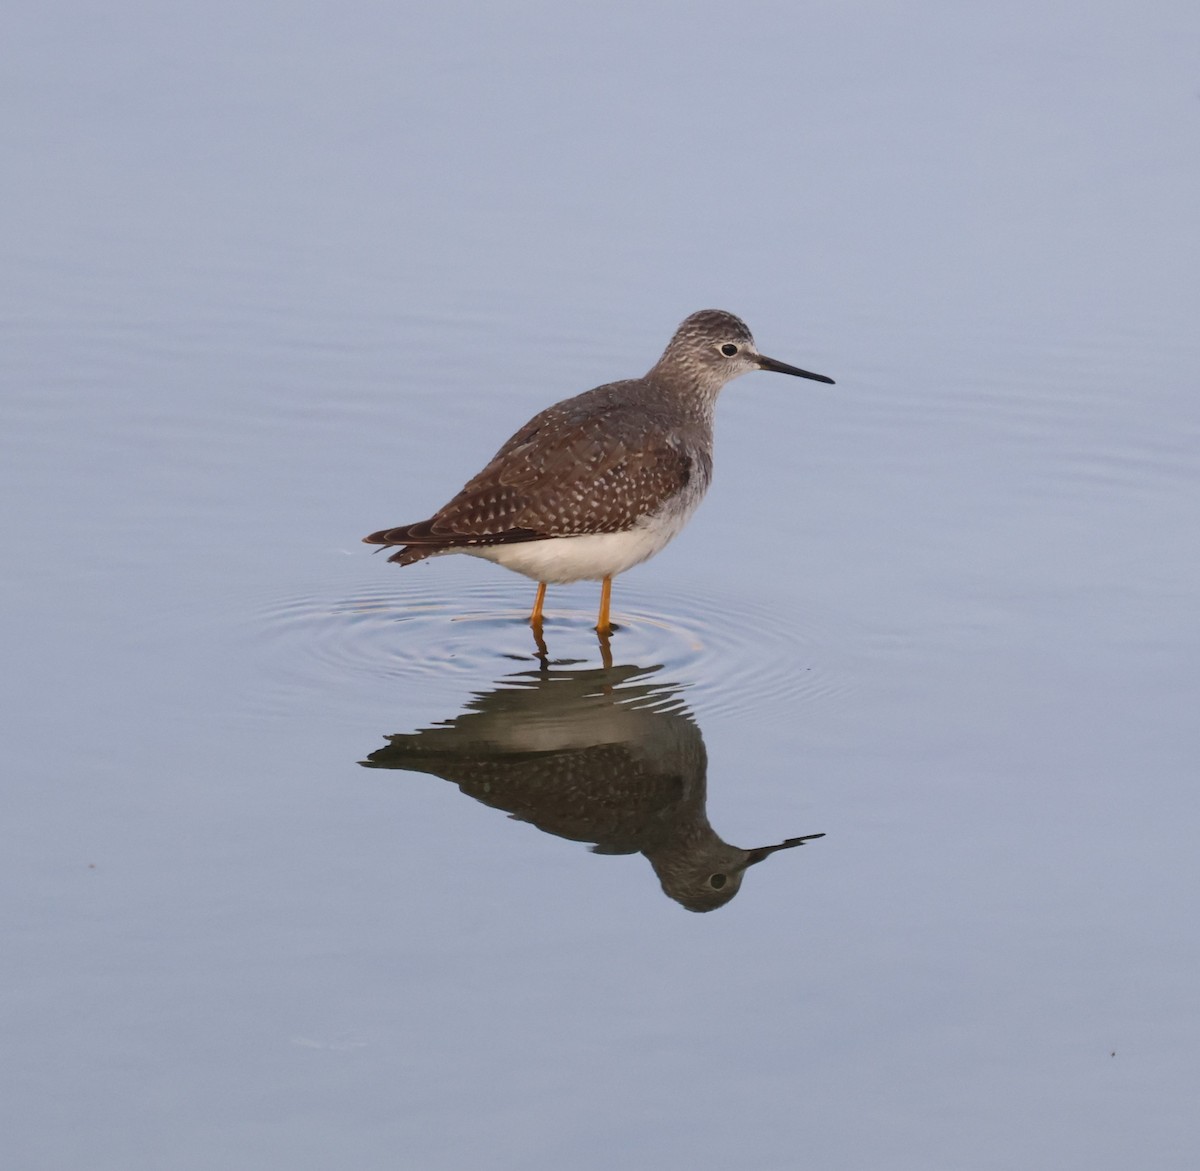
367 384 703 551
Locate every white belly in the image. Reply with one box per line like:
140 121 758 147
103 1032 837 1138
460 504 696 584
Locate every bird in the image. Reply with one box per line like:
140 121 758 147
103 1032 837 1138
364 309 834 634
361 663 825 911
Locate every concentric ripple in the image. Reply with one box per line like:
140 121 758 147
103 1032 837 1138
249 567 857 724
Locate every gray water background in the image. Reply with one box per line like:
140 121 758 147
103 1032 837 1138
3 2 1199 1168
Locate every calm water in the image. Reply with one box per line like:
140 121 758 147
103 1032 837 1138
4 2 1199 1168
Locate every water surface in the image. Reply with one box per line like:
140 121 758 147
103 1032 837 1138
3 2 1199 1168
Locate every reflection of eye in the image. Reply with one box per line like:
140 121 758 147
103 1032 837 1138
709 874 727 889
720 344 739 357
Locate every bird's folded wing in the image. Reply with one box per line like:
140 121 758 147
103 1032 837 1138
415 407 700 543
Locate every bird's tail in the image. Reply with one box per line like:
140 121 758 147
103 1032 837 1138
364 519 544 564
363 523 442 566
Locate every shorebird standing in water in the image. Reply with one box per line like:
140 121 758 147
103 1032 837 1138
364 310 834 635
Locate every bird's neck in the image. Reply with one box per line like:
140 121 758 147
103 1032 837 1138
642 363 724 424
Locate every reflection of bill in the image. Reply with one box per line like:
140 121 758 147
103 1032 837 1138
361 665 823 912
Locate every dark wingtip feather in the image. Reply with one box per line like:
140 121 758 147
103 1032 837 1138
387 546 436 566
363 524 419 546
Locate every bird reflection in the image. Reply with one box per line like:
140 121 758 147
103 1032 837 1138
360 664 823 911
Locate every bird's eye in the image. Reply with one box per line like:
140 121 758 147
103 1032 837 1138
708 873 728 889
720 343 739 357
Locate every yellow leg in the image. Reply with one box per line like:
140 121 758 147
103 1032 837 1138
529 581 547 628
596 575 613 635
